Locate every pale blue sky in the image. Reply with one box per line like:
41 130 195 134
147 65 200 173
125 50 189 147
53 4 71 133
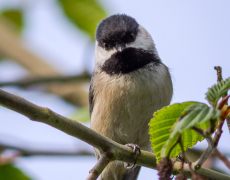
0 0 230 179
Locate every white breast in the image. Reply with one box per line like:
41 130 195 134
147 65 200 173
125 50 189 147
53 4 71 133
90 63 173 150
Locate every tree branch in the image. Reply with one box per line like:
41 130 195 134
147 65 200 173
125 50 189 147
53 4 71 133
0 88 229 179
173 162 230 180
87 153 111 180
0 73 90 88
0 141 93 157
0 88 155 168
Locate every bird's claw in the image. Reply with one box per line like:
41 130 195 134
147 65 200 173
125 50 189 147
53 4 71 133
124 143 141 169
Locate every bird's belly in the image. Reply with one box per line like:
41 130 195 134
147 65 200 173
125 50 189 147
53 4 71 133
91 65 172 149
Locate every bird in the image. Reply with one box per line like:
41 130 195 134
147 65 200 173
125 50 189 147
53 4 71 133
89 14 173 180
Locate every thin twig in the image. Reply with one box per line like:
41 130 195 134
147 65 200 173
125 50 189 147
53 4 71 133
227 116 230 134
213 112 226 148
0 141 93 157
87 153 112 180
214 66 230 133
213 66 228 146
0 88 229 179
195 137 213 169
213 149 230 170
173 162 230 180
214 66 223 82
192 127 214 169
0 73 90 88
177 137 187 177
186 148 230 159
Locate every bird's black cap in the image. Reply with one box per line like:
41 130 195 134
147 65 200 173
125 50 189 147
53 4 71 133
96 14 139 50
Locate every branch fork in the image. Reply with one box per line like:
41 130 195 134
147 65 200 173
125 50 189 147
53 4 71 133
87 152 112 180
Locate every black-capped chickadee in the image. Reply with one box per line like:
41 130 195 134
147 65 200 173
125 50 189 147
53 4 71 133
89 14 173 180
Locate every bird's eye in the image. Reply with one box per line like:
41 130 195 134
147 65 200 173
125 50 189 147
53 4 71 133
130 33 135 39
103 41 116 49
103 42 109 49
123 32 135 43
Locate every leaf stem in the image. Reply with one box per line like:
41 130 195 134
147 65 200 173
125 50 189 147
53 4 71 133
192 127 214 169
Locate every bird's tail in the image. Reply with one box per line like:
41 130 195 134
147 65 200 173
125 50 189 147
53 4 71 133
122 166 141 180
100 161 141 180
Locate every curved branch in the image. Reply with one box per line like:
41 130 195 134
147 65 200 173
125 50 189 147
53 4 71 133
0 88 230 179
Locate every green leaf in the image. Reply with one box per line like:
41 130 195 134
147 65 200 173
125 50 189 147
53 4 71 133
70 107 90 122
58 0 107 40
0 164 31 180
149 101 198 162
161 103 220 158
206 77 230 107
175 103 219 131
0 9 24 33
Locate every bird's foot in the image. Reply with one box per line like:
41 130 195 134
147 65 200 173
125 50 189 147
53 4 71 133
124 143 141 169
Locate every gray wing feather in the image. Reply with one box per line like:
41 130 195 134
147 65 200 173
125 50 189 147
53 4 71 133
89 78 94 116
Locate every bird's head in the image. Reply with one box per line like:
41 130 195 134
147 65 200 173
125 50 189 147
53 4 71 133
95 14 159 73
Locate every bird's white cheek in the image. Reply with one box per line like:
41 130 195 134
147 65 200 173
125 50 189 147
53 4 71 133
95 45 116 67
